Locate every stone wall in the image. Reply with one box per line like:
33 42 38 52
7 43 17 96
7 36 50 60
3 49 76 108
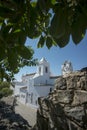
32 68 87 130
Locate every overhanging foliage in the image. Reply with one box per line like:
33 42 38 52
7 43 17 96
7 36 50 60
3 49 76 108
0 0 87 80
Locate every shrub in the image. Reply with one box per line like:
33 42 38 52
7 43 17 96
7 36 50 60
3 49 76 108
0 81 13 99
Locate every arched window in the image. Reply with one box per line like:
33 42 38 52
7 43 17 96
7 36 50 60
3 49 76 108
45 66 48 73
50 88 52 92
39 67 41 74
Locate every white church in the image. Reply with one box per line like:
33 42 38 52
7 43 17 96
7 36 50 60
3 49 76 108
14 58 73 107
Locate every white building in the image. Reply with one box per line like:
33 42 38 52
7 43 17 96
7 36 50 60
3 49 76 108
61 60 73 75
14 58 59 107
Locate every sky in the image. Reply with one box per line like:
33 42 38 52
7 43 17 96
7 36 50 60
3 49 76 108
14 32 87 81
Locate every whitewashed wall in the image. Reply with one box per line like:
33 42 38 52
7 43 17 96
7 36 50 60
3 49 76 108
33 75 50 85
34 85 54 97
14 85 21 96
19 91 27 104
14 82 26 96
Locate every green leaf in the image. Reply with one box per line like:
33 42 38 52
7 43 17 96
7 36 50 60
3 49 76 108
27 26 41 39
31 1 37 7
14 31 26 45
0 5 15 19
0 39 6 61
7 49 18 71
26 5 41 39
37 0 47 13
13 29 21 33
51 0 56 5
37 35 45 48
16 45 33 60
50 7 67 39
54 31 70 48
46 36 53 49
71 14 86 44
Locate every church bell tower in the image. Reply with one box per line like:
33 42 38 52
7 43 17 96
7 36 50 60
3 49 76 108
37 57 50 76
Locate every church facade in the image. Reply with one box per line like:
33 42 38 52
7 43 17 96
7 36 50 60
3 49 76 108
14 58 59 107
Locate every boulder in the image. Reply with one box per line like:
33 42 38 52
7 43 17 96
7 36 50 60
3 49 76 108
32 68 87 130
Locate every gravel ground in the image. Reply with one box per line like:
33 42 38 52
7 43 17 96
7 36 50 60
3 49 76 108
15 101 37 127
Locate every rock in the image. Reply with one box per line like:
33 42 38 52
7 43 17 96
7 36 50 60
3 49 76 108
32 68 87 130
72 90 87 105
55 77 67 90
12 122 19 127
55 90 74 104
81 67 87 72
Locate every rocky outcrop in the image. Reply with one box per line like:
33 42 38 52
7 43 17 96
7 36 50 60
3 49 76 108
33 68 87 130
0 96 31 130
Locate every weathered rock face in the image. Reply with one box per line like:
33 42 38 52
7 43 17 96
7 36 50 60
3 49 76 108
33 68 87 130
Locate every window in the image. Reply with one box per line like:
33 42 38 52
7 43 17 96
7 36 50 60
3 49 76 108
45 67 48 73
50 88 52 92
36 100 37 105
31 93 33 103
21 94 25 98
39 67 41 74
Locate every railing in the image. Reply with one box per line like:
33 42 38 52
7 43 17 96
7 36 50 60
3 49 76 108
34 83 53 86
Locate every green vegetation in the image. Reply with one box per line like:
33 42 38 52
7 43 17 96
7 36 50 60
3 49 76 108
0 81 13 99
0 0 87 80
